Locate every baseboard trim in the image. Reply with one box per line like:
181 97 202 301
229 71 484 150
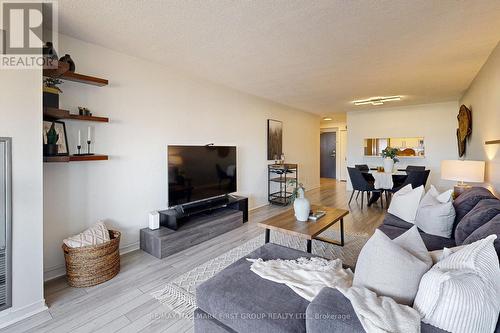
0 299 48 329
44 241 141 282
119 241 140 255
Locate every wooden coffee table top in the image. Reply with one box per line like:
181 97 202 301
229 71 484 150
257 205 349 240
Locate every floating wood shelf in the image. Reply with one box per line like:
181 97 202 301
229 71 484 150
43 62 108 86
485 140 500 145
43 107 109 122
44 154 108 163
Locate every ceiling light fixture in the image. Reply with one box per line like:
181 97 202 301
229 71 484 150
353 96 402 106
322 117 333 121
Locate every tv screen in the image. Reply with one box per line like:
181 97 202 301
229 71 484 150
168 145 237 206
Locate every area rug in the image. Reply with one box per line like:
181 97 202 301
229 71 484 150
151 230 369 318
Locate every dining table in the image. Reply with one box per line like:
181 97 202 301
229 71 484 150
362 169 409 206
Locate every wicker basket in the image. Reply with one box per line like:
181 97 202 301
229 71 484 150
62 230 121 288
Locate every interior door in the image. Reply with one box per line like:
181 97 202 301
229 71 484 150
320 132 336 179
339 130 348 181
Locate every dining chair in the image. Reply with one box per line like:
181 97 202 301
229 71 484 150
386 170 430 203
354 164 370 172
405 165 426 172
348 167 384 208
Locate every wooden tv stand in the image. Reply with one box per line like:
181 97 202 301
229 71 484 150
140 196 248 259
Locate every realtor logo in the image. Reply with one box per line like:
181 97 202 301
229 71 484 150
0 0 58 69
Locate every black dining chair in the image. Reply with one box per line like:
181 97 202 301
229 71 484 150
355 164 370 172
348 167 384 208
386 170 430 203
406 165 426 172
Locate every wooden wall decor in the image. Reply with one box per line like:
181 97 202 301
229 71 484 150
457 104 472 157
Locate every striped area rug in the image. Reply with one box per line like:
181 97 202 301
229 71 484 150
151 230 369 318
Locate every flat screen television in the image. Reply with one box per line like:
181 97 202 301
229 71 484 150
168 145 237 206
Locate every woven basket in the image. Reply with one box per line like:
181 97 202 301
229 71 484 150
62 230 121 288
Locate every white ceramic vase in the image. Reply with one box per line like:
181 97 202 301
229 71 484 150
383 157 394 173
294 188 311 222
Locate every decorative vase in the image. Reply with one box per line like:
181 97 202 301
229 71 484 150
383 158 394 173
59 54 76 72
294 188 311 222
43 144 58 156
43 42 58 60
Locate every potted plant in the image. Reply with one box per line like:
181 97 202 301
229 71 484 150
288 179 310 222
44 122 59 156
381 147 399 172
43 77 63 108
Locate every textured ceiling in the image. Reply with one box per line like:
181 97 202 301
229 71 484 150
57 0 500 115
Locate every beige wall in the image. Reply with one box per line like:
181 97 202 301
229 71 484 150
460 41 500 195
346 101 459 190
0 70 45 327
43 34 321 279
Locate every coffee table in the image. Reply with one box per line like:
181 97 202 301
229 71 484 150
257 205 349 253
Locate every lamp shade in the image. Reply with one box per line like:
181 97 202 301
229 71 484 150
441 160 485 183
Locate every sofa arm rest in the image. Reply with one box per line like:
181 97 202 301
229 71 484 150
306 287 364 333
306 287 451 333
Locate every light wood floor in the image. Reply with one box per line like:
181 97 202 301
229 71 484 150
3 179 385 333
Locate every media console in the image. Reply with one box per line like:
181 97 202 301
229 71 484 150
140 195 248 259
159 195 248 230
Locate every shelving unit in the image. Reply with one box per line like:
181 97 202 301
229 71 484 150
44 155 109 163
43 107 109 123
268 163 298 206
43 61 109 163
43 62 108 86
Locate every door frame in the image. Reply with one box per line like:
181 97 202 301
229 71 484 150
320 131 337 179
320 127 347 181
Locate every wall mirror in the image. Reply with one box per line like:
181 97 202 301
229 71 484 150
0 138 11 311
364 137 425 157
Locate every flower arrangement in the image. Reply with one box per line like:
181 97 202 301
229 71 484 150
381 147 400 163
287 179 305 203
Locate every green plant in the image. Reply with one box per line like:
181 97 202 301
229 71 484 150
46 123 59 144
381 147 399 163
287 179 305 203
43 77 63 93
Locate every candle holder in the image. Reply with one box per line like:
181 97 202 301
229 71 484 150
86 140 94 155
75 145 82 156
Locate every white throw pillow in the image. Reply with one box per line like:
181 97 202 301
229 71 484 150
353 226 432 305
387 184 425 223
428 245 466 264
63 221 110 248
415 186 456 238
414 235 500 333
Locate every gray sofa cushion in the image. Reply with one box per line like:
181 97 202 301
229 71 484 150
196 243 316 333
462 214 500 256
454 199 500 245
383 213 415 230
453 187 496 225
378 224 456 251
306 287 449 333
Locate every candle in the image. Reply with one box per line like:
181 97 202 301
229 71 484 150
87 126 91 141
78 130 81 146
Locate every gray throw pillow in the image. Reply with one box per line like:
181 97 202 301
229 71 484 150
463 214 500 257
454 199 500 244
353 226 432 305
453 187 496 225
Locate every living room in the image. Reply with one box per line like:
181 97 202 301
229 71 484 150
0 1 499 332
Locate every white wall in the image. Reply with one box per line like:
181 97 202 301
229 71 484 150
460 41 500 195
346 101 459 190
43 35 320 279
0 71 46 327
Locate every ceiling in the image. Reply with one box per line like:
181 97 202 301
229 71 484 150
57 0 500 115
